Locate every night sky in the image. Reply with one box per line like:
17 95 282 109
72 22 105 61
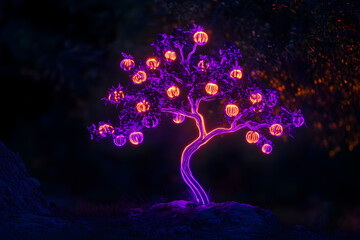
1 0 359 234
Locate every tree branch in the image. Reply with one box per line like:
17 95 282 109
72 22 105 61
174 43 185 64
160 107 196 119
204 120 268 145
160 69 184 85
186 43 198 64
200 96 218 102
188 96 206 138
231 112 245 128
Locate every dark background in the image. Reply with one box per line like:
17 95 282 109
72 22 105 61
1 0 359 234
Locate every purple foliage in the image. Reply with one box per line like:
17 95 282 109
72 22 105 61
88 24 305 205
89 24 304 150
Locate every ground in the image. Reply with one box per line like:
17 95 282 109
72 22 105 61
0 142 352 239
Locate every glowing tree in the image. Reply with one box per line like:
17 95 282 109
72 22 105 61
88 25 304 205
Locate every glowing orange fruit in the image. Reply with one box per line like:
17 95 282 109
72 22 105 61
136 100 150 113
230 69 243 80
193 31 208 45
98 124 114 137
108 90 124 103
262 144 272 154
132 70 147 84
249 93 262 104
129 132 143 145
225 104 239 117
269 124 283 136
198 60 208 72
205 83 219 95
120 58 135 71
252 105 264 113
245 131 259 144
164 50 176 61
167 86 180 99
146 57 160 70
173 113 185 124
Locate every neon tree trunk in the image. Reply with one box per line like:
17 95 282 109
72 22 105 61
180 126 242 205
180 138 210 205
161 100 266 206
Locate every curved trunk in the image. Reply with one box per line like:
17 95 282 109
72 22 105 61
180 138 210 205
179 125 247 205
163 103 253 205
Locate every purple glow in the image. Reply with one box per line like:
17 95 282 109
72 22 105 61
88 24 304 205
293 115 305 127
266 92 278 107
142 115 159 128
114 135 127 147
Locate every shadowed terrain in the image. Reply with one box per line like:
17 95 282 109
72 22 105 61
0 142 353 239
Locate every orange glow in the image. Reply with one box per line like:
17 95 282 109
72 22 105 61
262 144 272 154
108 90 124 102
120 58 135 71
197 60 208 71
269 123 283 136
173 113 185 124
225 104 239 117
230 69 243 80
167 86 180 99
193 31 208 45
252 105 264 113
249 93 262 104
98 124 114 137
246 131 259 144
136 100 150 113
205 82 219 95
129 132 143 145
132 70 147 84
146 57 160 70
164 50 177 61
